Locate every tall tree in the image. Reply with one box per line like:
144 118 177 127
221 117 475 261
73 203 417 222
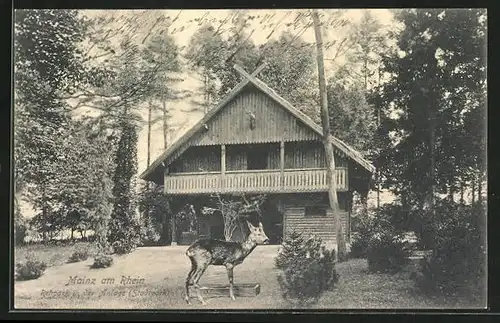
379 9 486 242
142 31 183 162
327 82 376 153
312 9 347 260
330 11 390 210
14 9 92 240
85 31 167 251
107 120 141 248
185 23 227 112
258 31 319 121
215 10 261 98
336 11 388 91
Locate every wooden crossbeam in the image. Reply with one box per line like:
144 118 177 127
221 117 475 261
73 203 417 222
234 63 267 81
234 64 258 83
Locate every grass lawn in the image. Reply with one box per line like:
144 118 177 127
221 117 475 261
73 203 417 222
14 245 484 310
15 241 98 268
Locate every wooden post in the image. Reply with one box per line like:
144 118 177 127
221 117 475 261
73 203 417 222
347 191 353 243
221 145 226 175
280 141 285 189
221 144 226 193
163 165 176 246
167 168 178 246
171 216 177 246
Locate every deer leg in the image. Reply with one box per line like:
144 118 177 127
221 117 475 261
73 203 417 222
192 264 209 305
185 258 197 304
225 263 235 300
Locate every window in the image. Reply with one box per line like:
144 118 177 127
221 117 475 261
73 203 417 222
304 206 327 217
247 145 269 170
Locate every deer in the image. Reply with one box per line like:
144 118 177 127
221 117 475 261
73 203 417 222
184 220 270 305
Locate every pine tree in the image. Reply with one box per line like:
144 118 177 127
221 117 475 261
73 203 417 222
107 120 141 252
14 9 91 240
379 9 486 243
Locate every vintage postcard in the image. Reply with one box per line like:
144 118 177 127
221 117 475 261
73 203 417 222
12 8 487 310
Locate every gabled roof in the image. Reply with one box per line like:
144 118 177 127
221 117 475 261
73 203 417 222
140 68 375 182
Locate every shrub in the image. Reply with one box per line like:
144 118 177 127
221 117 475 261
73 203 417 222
276 230 338 307
14 206 28 245
15 253 47 281
108 217 141 254
367 230 411 273
67 247 89 263
91 254 113 269
413 201 486 295
349 215 373 258
139 218 161 246
111 240 136 255
349 203 411 262
137 182 171 243
365 208 411 273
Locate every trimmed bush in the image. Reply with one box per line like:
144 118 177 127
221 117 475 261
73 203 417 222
111 240 136 255
91 254 113 269
413 201 486 296
139 218 161 246
14 207 28 245
367 230 411 273
275 230 338 307
365 208 411 273
349 215 373 258
67 247 89 263
15 254 47 281
349 204 412 264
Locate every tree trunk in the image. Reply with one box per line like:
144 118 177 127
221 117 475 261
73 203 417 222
376 65 381 210
424 87 436 217
460 179 465 204
203 72 209 114
71 228 74 240
478 172 483 204
312 9 347 261
361 190 369 216
376 172 380 210
364 57 368 91
147 101 152 167
472 178 476 204
160 211 169 245
171 216 177 246
448 178 454 203
429 112 436 212
162 100 168 149
42 188 49 243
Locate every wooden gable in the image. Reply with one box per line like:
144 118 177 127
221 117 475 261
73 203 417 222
195 85 321 146
140 65 375 184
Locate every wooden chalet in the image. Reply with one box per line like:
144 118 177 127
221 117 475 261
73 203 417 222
140 65 375 248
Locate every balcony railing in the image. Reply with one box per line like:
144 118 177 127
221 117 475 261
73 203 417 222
164 168 348 195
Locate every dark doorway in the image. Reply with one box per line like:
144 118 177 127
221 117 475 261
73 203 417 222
247 144 269 170
260 198 284 245
210 211 225 240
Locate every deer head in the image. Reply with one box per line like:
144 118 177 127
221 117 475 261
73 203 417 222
246 220 269 245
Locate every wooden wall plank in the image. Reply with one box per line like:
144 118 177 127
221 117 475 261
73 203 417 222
197 86 321 145
169 145 221 173
281 193 349 243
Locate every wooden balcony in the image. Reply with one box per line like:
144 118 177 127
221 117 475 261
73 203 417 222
164 168 348 195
